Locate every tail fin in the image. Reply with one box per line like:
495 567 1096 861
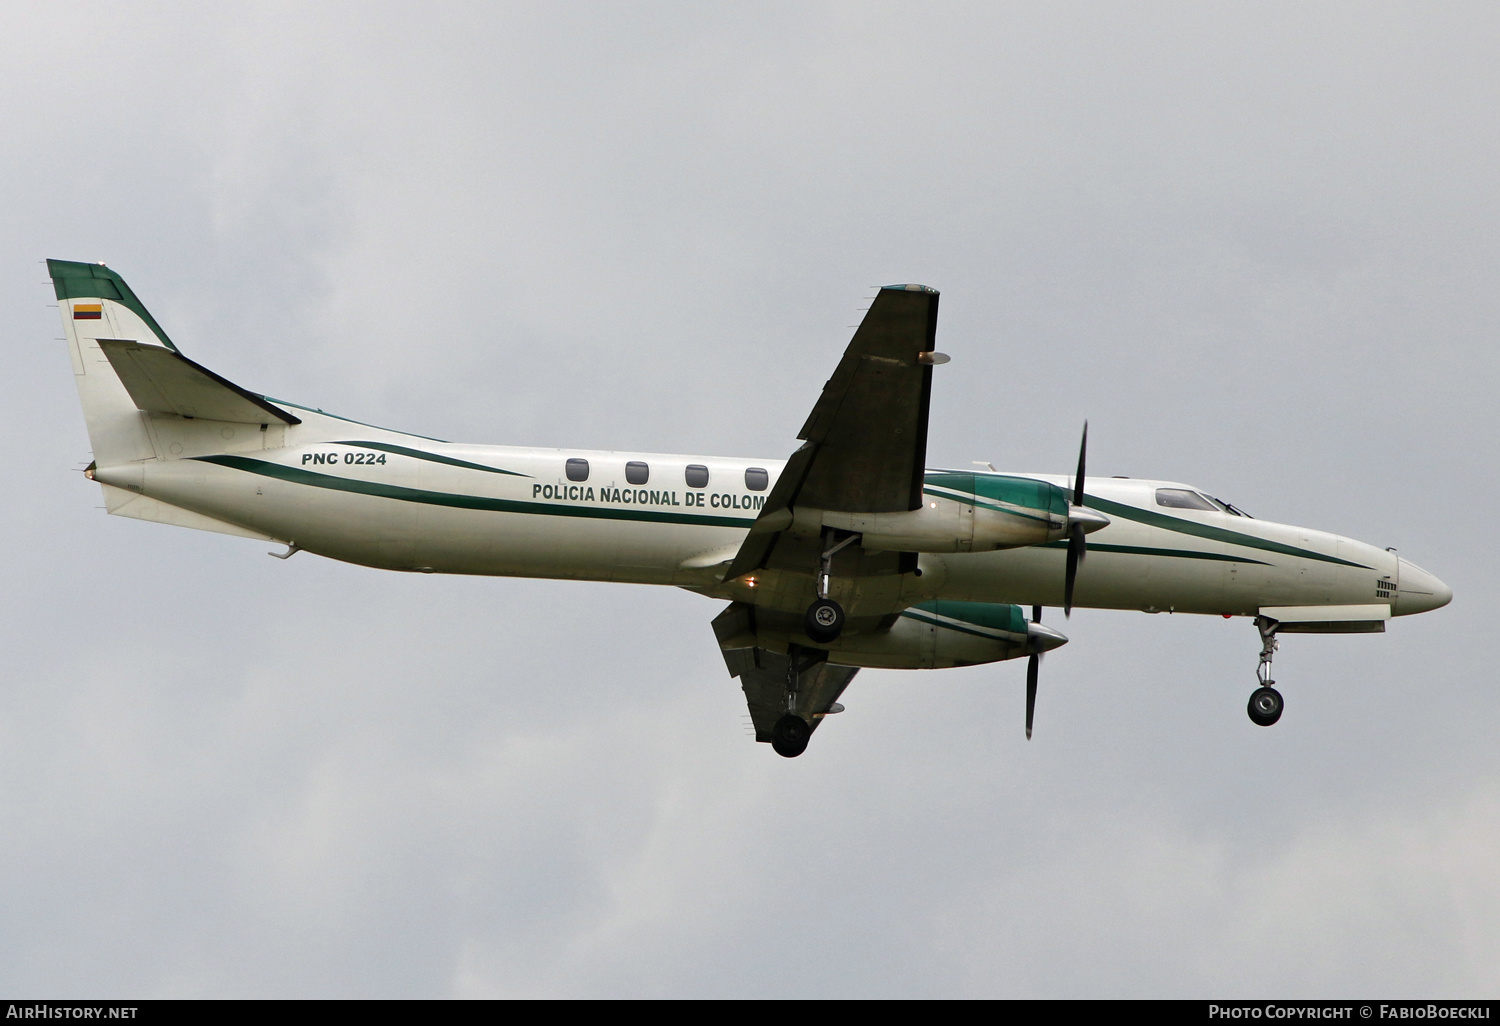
48 260 298 468
50 259 181 352
51 260 165 467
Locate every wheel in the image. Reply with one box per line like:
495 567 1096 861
804 598 845 642
1247 686 1284 727
771 714 812 758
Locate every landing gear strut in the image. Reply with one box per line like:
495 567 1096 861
1247 615 1284 727
804 530 857 643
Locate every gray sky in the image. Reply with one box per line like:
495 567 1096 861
1 2 1495 998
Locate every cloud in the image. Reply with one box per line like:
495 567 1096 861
0 0 1491 998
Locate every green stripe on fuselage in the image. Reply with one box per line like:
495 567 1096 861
1080 494 1370 569
191 454 749 528
334 441 528 477
1039 540 1270 565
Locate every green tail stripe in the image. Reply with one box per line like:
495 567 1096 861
46 259 179 353
191 454 749 528
335 441 528 477
1039 541 1271 565
1081 494 1371 569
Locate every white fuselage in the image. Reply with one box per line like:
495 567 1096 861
89 406 1446 622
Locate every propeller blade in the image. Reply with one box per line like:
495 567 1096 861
1074 420 1088 506
1064 422 1089 617
1064 522 1086 615
1026 652 1039 740
1026 604 1043 739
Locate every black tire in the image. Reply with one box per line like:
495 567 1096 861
1247 686 1284 727
771 714 812 758
804 598 845 643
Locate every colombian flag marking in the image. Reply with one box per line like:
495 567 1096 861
73 303 102 320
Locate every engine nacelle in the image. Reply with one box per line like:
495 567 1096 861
822 601 1067 669
817 472 1070 553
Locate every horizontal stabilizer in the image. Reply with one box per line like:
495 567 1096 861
96 339 300 425
99 483 276 541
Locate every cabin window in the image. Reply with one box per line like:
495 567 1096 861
685 464 709 488
626 461 650 485
565 458 590 482
1155 487 1217 511
745 467 769 491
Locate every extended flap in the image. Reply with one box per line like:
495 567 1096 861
96 339 300 425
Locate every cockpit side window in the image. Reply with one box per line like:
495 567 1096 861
1155 488 1218 511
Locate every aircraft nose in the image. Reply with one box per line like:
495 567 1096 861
1395 558 1453 616
1027 621 1069 654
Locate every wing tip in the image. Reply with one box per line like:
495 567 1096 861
880 283 939 294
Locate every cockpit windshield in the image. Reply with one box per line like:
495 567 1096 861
1155 488 1217 511
1155 487 1253 517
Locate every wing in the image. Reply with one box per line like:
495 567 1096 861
725 284 939 582
713 602 858 742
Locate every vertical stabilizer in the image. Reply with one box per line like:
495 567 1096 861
48 260 167 467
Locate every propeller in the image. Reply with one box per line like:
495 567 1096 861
1064 421 1088 617
1028 423 1101 738
1026 603 1042 740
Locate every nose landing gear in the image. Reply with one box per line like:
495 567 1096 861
1248 686 1283 726
1248 615 1284 727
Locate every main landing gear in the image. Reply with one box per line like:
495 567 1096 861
803 530 858 643
805 599 844 643
1247 615 1284 727
772 713 812 758
772 646 824 758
